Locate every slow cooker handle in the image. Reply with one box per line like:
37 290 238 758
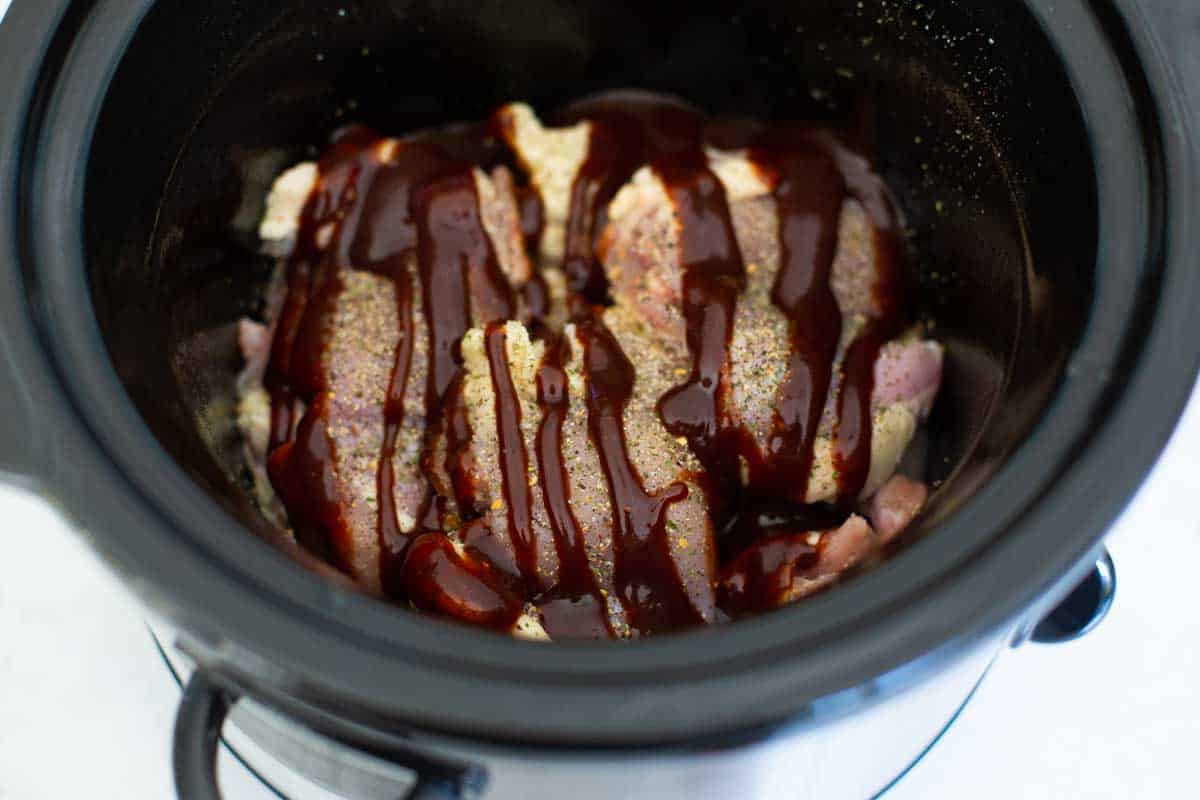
1027 549 1117 645
173 670 480 800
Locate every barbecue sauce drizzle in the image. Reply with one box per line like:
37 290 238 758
748 147 846 502
654 152 747 489
264 93 907 636
265 133 384 568
555 92 705 304
718 530 820 617
711 124 908 613
823 134 908 502
533 339 614 638
264 132 526 625
483 323 540 591
558 99 906 625
575 317 698 635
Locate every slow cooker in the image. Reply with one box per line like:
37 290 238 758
1 1 1195 798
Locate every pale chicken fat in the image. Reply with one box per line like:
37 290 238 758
258 161 318 256
494 102 592 262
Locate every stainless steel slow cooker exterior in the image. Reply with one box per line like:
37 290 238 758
0 0 1195 797
156 619 1008 799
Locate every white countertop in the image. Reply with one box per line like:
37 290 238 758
3 2 1199 796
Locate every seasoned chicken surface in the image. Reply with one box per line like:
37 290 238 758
236 95 944 636
599 162 941 504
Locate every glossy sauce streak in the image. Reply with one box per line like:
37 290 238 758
749 148 846 501
513 186 553 330
264 137 385 566
517 184 544 249
266 395 346 567
439 373 480 513
718 531 820 617
401 530 523 629
557 93 704 303
345 145 460 568
722 122 906 506
376 268 416 576
484 323 540 590
414 172 517 406
533 340 613 638
654 151 746 487
521 274 550 322
263 93 910 636
804 131 906 502
576 317 699 635
264 140 371 449
561 123 635 301
265 260 310 449
264 130 532 615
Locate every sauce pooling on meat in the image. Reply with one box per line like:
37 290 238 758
654 151 747 490
558 99 906 509
483 323 540 591
266 132 389 568
261 92 913 637
746 148 845 502
533 339 615 639
264 130 523 621
575 317 699 635
555 92 705 304
755 123 909 502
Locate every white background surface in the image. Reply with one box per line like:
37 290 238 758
3 1 1199 797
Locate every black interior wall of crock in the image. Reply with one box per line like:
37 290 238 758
85 1 1095 574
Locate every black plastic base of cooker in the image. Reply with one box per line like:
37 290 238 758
150 627 995 800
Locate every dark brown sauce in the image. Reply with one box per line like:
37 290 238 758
377 266 416 580
461 516 520 580
718 533 819 616
264 130 526 608
746 148 846 502
263 93 911 636
266 394 347 568
556 92 705 303
396 172 522 608
532 338 613 639
782 132 907 503
832 324 887 501
561 125 630 302
265 138 377 450
654 151 747 488
773 124 907 503
483 323 541 591
264 136 386 567
414 171 517 405
718 530 821 617
576 316 700 635
265 260 310 450
516 184 544 250
439 372 481 513
515 186 551 329
520 273 550 329
401 530 523 630
554 93 905 515
557 97 906 618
